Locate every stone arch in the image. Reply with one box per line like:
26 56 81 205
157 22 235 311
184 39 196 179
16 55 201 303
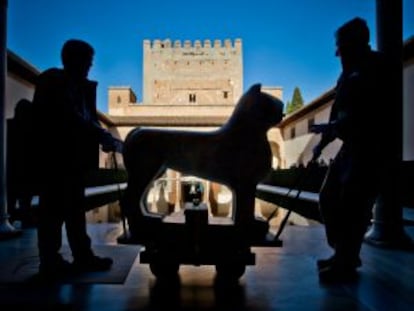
267 127 284 169
269 141 282 169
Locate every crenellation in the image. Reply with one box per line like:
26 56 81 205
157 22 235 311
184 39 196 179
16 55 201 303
163 39 171 48
143 39 151 51
153 39 161 48
145 38 242 51
235 38 242 50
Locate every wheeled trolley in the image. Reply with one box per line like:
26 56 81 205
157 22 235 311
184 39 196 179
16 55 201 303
137 202 282 281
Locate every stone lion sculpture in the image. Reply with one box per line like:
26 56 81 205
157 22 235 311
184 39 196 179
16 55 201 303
120 83 284 242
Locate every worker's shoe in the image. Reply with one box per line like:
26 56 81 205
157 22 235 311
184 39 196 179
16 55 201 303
72 255 113 273
317 255 362 270
318 263 359 284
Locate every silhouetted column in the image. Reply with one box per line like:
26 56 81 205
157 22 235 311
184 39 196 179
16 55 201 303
0 0 20 238
364 0 411 247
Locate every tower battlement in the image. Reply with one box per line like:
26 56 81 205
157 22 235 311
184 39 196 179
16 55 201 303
142 38 243 106
144 38 242 51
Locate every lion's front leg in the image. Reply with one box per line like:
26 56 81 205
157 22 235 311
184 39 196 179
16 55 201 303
120 174 163 244
119 178 145 243
233 184 269 243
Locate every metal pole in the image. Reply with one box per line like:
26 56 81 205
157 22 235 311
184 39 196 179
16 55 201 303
0 0 21 238
364 0 411 248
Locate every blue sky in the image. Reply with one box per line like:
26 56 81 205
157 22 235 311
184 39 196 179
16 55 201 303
7 0 414 113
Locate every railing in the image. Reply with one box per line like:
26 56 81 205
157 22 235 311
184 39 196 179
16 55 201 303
256 160 414 225
256 184 319 203
255 165 326 222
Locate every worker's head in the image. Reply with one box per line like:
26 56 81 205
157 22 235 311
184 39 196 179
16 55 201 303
335 17 370 66
61 39 94 79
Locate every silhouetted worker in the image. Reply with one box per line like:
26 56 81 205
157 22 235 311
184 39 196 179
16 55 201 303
6 99 34 226
311 17 391 283
32 39 123 279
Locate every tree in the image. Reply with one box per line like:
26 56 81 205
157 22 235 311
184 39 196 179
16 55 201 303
286 87 304 114
285 100 291 114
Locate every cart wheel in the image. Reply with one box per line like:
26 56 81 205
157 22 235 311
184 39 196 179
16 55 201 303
215 263 246 281
149 262 179 278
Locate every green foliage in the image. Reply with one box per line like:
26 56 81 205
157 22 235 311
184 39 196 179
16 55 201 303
286 87 304 114
285 100 291 113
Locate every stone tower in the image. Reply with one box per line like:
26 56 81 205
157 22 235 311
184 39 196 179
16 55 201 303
143 38 243 105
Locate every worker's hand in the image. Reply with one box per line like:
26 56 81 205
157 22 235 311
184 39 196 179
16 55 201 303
102 136 123 153
310 123 330 134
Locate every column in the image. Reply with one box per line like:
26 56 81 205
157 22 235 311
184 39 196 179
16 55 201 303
0 0 20 238
364 0 411 247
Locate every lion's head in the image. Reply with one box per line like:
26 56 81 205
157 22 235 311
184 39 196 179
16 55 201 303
228 83 285 130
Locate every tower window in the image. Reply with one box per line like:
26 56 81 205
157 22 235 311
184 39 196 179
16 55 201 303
117 96 122 104
223 91 228 99
189 93 196 103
